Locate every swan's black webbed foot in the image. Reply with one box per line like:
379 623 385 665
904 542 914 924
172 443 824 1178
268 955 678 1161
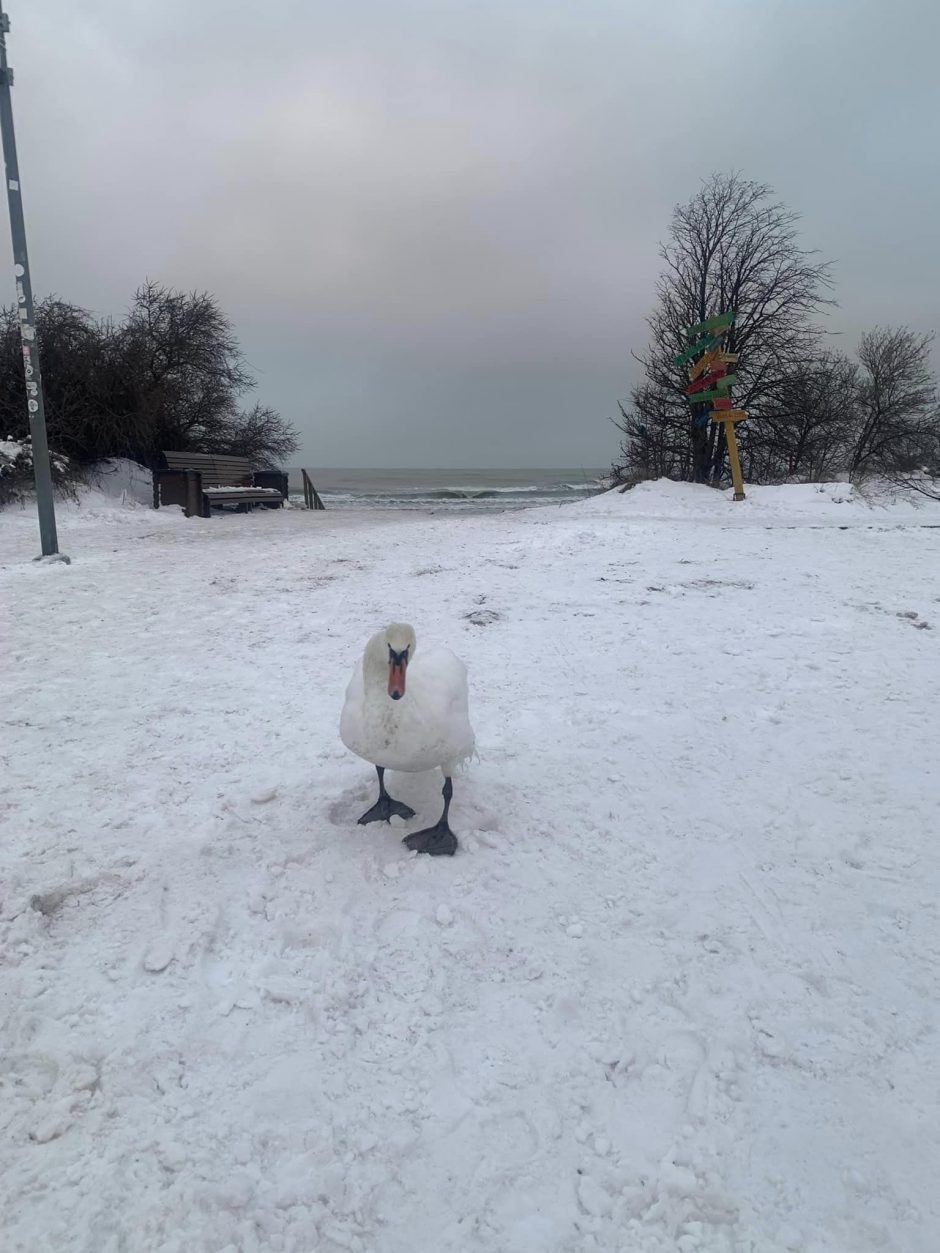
358 766 416 825
358 795 416 825
402 776 458 856
403 822 458 857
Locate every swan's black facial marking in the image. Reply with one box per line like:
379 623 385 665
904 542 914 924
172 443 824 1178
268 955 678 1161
387 645 409 700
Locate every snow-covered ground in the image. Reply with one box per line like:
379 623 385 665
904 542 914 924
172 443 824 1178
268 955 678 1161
2 480 939 1253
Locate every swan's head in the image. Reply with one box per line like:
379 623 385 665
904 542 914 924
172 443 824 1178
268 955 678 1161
367 623 416 701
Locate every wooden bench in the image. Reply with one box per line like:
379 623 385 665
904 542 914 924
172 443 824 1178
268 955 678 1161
152 452 288 518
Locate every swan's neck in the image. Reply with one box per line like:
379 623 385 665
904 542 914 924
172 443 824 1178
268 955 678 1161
363 633 391 692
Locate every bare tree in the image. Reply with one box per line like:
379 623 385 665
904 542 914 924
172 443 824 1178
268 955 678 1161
0 282 298 472
614 172 834 484
117 280 255 462
849 327 938 476
0 298 145 463
752 350 860 482
218 402 299 468
612 385 690 483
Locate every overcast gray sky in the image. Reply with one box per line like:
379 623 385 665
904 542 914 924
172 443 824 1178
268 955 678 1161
7 0 939 467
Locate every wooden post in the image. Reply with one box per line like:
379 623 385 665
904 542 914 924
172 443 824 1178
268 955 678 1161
724 421 745 501
709 410 747 501
184 469 202 518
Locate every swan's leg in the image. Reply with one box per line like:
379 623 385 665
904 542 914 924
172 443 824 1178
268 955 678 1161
358 766 416 825
403 776 458 856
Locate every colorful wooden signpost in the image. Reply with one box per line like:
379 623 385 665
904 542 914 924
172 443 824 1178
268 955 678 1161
673 308 747 501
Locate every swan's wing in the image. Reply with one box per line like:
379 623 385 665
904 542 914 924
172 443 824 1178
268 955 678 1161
339 659 367 751
418 648 469 708
418 646 475 764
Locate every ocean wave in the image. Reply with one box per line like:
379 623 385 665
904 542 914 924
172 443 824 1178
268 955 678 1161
426 488 501 499
291 493 563 512
457 484 542 494
287 473 607 512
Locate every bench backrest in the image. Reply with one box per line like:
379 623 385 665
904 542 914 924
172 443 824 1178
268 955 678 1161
162 451 253 487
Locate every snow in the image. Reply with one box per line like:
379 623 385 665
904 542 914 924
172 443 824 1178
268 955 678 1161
2 479 939 1253
585 477 939 524
202 486 282 496
84 458 155 507
1 437 70 476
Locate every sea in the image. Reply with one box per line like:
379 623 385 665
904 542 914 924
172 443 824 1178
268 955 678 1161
287 467 609 513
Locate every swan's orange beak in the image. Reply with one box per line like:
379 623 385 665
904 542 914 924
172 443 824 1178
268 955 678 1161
388 648 408 700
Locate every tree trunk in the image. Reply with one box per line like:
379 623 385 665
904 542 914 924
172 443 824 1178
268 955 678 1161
690 404 711 482
709 422 726 483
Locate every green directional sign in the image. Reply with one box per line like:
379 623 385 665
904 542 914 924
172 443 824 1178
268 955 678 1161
673 333 725 368
688 376 736 405
686 309 735 341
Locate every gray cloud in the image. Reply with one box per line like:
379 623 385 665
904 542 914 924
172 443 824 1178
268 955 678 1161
7 0 939 466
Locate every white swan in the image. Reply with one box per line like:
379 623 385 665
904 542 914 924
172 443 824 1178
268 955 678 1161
340 623 474 856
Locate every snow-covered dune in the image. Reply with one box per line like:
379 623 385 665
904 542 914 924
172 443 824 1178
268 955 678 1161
582 476 940 525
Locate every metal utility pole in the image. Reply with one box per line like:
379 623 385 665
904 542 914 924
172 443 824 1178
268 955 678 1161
0 0 67 561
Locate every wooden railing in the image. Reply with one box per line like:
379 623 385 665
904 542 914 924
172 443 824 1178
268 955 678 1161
301 468 326 510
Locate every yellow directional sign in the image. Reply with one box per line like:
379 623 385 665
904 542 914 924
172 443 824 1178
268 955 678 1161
708 408 747 423
688 349 738 382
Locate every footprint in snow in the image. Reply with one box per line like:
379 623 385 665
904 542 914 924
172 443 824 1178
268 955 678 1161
143 937 175 973
464 608 501 626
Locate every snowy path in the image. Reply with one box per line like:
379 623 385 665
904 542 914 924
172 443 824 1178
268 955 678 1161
2 483 939 1252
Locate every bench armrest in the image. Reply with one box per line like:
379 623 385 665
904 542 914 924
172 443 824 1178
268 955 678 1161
153 467 205 516
252 470 288 498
